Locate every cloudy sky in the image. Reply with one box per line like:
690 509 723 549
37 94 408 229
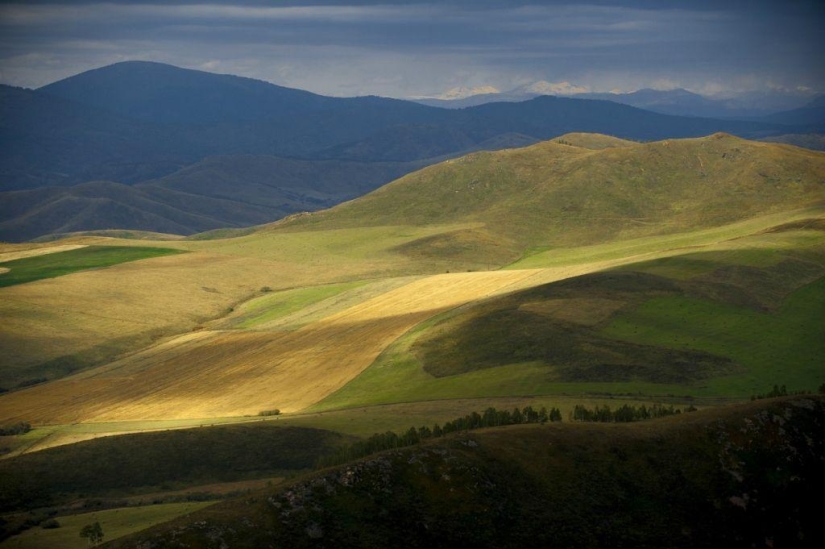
0 0 822 101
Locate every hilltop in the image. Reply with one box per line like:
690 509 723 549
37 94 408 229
277 133 825 265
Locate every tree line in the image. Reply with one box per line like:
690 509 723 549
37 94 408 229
317 406 561 468
750 384 818 401
317 402 696 468
571 403 693 422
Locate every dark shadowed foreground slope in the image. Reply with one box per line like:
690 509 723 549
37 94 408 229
113 397 824 549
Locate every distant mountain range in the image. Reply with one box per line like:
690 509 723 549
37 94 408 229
0 61 817 242
415 82 825 123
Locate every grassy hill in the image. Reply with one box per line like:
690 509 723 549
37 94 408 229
111 396 825 549
279 133 825 264
4 61 806 241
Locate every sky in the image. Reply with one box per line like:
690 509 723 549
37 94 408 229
0 0 823 102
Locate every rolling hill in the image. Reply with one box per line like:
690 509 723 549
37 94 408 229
279 133 825 264
0 155 427 241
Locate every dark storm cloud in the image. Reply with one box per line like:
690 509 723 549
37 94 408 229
0 0 822 99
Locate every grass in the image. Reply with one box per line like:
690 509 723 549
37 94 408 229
232 282 366 329
506 207 825 270
1 502 213 549
280 135 825 259
602 276 825 396
0 269 546 425
312 233 825 410
0 246 185 288
2 135 823 391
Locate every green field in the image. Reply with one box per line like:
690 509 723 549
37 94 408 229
0 246 184 287
312 230 825 411
0 502 212 549
231 281 367 329
603 276 825 395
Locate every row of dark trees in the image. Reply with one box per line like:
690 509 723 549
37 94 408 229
318 406 562 468
750 385 817 401
318 401 707 468
570 403 693 423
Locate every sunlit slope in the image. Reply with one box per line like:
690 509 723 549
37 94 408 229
0 269 550 423
0 224 479 388
278 134 825 264
313 220 825 410
4 208 822 425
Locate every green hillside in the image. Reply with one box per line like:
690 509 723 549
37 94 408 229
278 134 825 265
311 224 825 411
0 246 184 288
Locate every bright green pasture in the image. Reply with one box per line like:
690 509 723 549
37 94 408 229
232 282 365 329
602 276 825 396
0 246 184 287
0 502 212 549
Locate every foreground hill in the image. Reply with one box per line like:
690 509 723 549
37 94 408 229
279 133 825 265
112 396 825 549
